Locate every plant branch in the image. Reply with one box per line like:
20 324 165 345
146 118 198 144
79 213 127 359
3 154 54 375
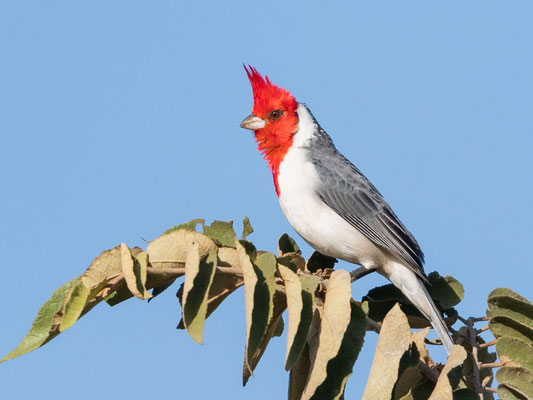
350 266 377 282
479 339 497 349
466 317 484 400
480 362 503 369
366 317 381 333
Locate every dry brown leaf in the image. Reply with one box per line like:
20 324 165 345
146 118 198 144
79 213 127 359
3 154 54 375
217 246 241 269
302 270 352 400
412 327 433 366
82 246 122 289
362 303 412 400
279 265 303 367
120 243 150 300
428 345 467 400
146 230 216 269
236 239 258 374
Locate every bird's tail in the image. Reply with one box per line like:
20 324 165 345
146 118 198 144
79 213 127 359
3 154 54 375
384 262 455 355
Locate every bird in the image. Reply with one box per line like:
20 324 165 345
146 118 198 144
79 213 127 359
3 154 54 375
240 66 454 354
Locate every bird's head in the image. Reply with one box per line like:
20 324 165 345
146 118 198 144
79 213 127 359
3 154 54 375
240 66 298 191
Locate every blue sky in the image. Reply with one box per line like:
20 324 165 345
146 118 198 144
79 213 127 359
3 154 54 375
1 1 532 399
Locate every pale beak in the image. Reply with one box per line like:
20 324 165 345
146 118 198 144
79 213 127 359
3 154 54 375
240 114 266 130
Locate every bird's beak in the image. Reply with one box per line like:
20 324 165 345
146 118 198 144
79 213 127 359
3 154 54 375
240 114 266 130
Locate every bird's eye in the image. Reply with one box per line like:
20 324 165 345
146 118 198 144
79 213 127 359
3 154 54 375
269 110 283 120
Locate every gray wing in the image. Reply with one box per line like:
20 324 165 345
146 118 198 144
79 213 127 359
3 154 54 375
311 149 427 280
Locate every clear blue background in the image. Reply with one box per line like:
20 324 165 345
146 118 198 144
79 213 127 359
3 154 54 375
1 1 532 399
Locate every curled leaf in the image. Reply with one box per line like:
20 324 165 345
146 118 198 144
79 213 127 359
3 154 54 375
121 244 152 300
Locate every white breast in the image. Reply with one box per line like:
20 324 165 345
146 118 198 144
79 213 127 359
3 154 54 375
276 105 388 268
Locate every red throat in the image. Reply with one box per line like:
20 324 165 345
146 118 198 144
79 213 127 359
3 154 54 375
244 66 298 196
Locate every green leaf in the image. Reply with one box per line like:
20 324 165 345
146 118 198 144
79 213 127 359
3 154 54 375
488 310 533 336
362 279 459 328
489 318 533 342
498 385 529 400
497 367 533 399
242 216 254 239
278 265 319 371
237 240 277 377
487 288 533 341
428 345 467 400
496 337 533 371
427 272 464 309
202 220 236 246
278 233 301 255
362 304 412 400
59 281 91 332
362 286 431 329
1 277 79 362
164 218 205 234
302 270 366 400
182 245 218 344
306 251 337 273
488 288 532 308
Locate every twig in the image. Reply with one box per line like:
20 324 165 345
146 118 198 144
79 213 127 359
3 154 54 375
147 265 242 280
476 325 490 334
479 339 497 349
350 266 377 282
480 362 503 369
481 375 492 389
366 317 381 334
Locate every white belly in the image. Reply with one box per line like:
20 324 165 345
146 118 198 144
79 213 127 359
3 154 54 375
277 145 388 268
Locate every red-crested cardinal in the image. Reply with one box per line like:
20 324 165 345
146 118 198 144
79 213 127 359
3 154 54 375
240 66 454 354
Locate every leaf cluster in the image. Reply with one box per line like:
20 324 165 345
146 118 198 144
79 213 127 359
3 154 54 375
3 218 533 400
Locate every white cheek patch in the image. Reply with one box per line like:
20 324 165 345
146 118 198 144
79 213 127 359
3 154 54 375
293 104 318 147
